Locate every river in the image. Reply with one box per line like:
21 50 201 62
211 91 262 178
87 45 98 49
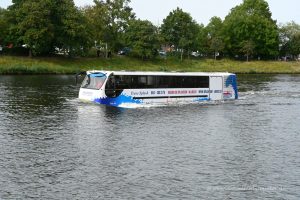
0 74 299 199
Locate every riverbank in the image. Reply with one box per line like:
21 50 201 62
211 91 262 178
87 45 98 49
1 56 300 74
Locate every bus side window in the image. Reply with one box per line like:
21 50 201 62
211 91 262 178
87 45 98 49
107 77 114 89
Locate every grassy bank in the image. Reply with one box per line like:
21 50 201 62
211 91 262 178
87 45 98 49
1 55 300 74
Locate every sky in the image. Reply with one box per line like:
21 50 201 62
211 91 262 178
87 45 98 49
1 0 299 25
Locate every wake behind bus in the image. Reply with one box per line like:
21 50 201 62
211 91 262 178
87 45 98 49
78 71 238 108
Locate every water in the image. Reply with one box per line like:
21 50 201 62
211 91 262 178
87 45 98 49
0 74 299 199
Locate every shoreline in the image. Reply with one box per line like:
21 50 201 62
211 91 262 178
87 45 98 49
1 56 300 75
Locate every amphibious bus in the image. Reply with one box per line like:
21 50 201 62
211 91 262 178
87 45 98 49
78 71 238 108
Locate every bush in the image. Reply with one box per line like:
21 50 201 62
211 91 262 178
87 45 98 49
2 47 29 56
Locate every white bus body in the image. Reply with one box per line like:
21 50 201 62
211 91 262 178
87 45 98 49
78 71 238 107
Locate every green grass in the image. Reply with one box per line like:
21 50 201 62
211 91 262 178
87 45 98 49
1 55 300 74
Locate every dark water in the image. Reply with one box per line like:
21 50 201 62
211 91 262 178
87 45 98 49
0 74 299 200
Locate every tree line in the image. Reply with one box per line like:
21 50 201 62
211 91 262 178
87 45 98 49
0 0 300 61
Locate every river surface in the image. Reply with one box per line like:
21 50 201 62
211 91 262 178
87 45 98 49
0 74 299 200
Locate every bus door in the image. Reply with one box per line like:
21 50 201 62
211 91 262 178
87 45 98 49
209 76 223 100
105 75 116 97
105 75 124 98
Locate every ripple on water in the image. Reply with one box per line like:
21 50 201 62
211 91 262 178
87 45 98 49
0 75 300 200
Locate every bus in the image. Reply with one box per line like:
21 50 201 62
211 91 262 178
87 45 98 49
78 71 238 107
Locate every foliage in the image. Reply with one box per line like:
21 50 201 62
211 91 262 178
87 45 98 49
240 40 255 61
82 3 108 49
289 33 300 57
2 0 300 61
210 37 224 60
160 7 199 60
0 8 9 45
194 23 208 55
222 0 279 59
206 17 223 39
12 0 53 56
206 17 224 59
52 0 91 57
279 21 300 57
84 0 135 52
125 19 159 59
6 0 90 57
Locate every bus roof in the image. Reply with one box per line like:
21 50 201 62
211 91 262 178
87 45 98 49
86 70 234 76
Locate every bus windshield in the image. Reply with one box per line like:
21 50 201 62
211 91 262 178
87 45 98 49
81 73 107 90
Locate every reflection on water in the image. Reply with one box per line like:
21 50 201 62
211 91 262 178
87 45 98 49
237 74 276 92
0 74 299 199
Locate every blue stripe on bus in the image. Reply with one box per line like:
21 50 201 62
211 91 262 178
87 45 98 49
94 94 142 106
226 75 238 99
89 73 106 78
194 97 210 102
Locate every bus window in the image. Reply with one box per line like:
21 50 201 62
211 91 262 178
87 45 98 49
157 76 169 88
105 75 124 98
104 75 209 90
138 76 147 88
181 76 209 88
146 76 157 88
81 73 106 90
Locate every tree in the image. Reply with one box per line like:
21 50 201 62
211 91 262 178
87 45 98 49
6 0 90 57
222 0 279 59
11 0 54 57
240 40 255 61
88 0 135 54
289 33 300 58
52 0 91 57
194 23 208 56
279 21 300 58
160 7 199 61
206 17 224 59
125 19 159 59
0 8 9 45
206 17 223 39
82 3 108 54
210 37 224 60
